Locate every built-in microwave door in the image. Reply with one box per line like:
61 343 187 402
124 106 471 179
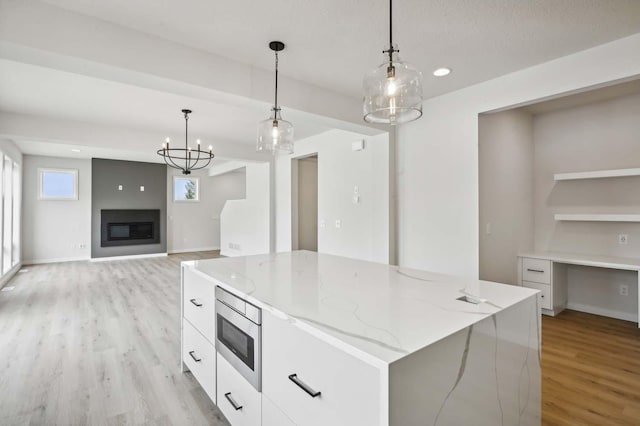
215 300 261 390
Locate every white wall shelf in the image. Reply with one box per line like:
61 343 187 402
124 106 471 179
554 214 640 222
554 168 640 181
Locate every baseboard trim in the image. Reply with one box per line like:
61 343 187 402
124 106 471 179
566 302 638 323
0 262 22 290
168 246 220 254
90 253 168 262
23 256 90 265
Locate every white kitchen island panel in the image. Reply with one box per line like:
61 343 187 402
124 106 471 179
389 297 540 425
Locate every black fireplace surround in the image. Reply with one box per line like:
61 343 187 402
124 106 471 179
100 209 160 247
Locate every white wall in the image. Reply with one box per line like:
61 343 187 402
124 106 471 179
220 163 270 257
276 129 389 264
22 155 91 263
397 33 640 278
167 168 245 253
532 91 640 320
479 110 534 285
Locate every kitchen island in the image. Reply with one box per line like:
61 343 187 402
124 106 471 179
181 251 540 426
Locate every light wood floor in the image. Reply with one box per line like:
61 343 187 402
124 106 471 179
0 252 229 426
2 256 640 425
542 310 640 425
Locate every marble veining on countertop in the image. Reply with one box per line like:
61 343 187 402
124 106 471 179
186 251 538 366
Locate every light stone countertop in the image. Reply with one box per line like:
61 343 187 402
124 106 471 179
185 250 538 367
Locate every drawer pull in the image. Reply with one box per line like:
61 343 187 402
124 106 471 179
188 351 201 362
189 299 203 307
527 268 545 273
224 392 243 411
288 374 321 398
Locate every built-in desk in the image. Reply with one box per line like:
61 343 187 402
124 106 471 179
518 252 640 327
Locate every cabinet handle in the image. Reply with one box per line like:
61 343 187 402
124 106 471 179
190 299 203 307
188 351 201 362
224 392 243 411
527 269 545 273
288 374 321 398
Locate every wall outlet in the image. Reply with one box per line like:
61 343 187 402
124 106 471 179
619 234 628 245
228 243 241 250
319 219 326 229
79 243 86 249
335 219 342 229
620 284 629 296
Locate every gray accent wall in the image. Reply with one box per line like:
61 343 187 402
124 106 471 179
91 158 167 258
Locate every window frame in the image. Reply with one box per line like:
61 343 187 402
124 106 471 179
173 176 200 202
38 168 79 201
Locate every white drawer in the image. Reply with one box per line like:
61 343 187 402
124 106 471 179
522 258 551 284
183 319 216 403
262 394 296 426
183 267 215 342
523 280 551 310
263 312 382 426
217 353 261 426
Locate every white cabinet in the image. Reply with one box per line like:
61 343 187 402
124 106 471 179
183 319 216 403
262 394 296 426
217 354 261 426
262 311 382 426
181 265 217 404
518 256 567 316
183 267 215 343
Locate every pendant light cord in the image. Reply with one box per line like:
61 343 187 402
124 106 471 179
185 111 189 170
389 0 393 48
384 0 396 62
274 50 279 115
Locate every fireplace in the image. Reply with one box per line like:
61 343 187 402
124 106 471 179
101 209 160 247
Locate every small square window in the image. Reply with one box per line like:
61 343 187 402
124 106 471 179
173 176 199 202
38 168 78 200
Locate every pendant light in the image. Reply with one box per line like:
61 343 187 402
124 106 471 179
157 109 214 174
257 41 294 154
363 0 423 125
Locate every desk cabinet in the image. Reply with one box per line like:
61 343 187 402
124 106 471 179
518 256 568 316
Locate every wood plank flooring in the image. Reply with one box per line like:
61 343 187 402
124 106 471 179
542 310 640 426
0 252 229 426
2 255 640 425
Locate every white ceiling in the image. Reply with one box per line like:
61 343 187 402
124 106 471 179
41 0 640 99
0 59 332 146
2 1 640 162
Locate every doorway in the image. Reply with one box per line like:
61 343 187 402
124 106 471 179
292 155 318 251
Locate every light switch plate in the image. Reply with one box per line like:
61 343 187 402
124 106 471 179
118 185 123 191
140 186 145 192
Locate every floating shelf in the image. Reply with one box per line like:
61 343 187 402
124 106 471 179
554 168 640 181
554 214 640 222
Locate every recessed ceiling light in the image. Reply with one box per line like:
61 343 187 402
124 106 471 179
433 68 451 77
71 148 81 153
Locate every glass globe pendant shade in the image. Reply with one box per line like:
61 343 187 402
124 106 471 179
257 108 294 155
363 48 423 125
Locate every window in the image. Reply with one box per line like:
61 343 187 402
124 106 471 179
38 168 78 200
11 162 20 267
173 176 199 201
0 152 20 275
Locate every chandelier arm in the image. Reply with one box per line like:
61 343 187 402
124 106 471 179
158 149 182 170
190 156 213 170
165 152 185 172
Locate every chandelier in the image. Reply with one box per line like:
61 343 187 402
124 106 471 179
257 41 294 154
158 109 214 175
363 0 423 125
